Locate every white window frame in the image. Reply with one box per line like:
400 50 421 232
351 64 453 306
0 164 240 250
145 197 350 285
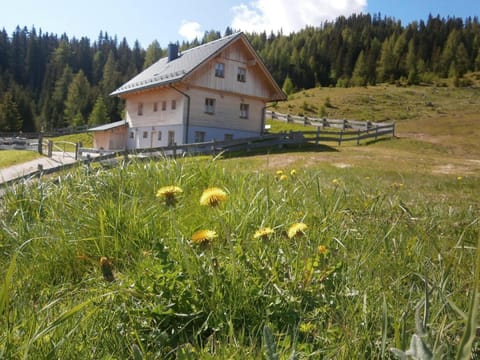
215 62 225 78
240 103 249 119
194 131 206 143
237 67 246 82
205 98 216 114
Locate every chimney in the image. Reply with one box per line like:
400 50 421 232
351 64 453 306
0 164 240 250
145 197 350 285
168 43 179 62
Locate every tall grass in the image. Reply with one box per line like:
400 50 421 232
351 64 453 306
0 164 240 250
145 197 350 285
0 155 478 358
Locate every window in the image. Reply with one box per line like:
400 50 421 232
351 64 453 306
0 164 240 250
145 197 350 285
237 67 246 82
224 134 233 141
157 131 162 141
143 131 148 139
129 132 134 139
215 62 225 77
153 102 158 112
168 131 175 146
194 131 206 143
205 98 215 114
171 100 176 110
162 101 167 111
138 102 143 115
240 103 249 119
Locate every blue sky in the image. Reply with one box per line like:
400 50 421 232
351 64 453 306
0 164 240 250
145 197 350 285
1 0 478 48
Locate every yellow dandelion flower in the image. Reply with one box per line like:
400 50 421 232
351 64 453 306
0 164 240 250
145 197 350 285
332 178 340 185
254 227 274 239
156 185 183 198
290 169 297 176
280 174 288 181
200 187 228 207
276 170 284 176
457 176 463 181
287 222 307 239
156 185 183 206
317 245 328 255
191 229 218 244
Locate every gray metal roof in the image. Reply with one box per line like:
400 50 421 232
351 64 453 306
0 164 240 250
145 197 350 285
111 32 244 96
89 120 127 132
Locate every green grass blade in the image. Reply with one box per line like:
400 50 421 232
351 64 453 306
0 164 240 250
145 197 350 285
455 235 480 360
263 325 279 360
0 253 17 317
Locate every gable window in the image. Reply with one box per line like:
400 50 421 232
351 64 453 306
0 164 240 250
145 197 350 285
194 131 206 143
153 102 158 112
205 98 216 114
168 131 175 146
240 103 249 119
215 62 225 78
138 102 143 115
162 101 167 111
143 131 148 139
237 67 246 82
171 100 176 110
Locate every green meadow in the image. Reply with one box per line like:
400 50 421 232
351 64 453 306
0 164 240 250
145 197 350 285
1 83 479 359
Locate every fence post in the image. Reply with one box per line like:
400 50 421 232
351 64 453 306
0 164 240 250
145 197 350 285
287 114 291 123
38 134 43 155
47 140 53 158
173 142 177 158
322 118 327 128
375 126 379 141
342 119 347 131
304 116 308 126
356 129 361 145
365 121 370 134
392 123 396 137
338 130 343 146
211 139 216 156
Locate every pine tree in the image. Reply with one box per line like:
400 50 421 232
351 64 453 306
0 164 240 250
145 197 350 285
143 40 163 69
64 70 91 126
282 76 295 96
0 91 23 132
351 51 368 86
88 96 108 126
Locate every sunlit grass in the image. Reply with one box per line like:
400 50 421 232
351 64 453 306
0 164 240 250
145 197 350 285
0 150 42 168
0 152 478 358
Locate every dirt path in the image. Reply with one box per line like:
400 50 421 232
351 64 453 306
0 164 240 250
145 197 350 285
0 152 77 184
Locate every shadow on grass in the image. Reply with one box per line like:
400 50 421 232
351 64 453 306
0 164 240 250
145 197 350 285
220 142 339 159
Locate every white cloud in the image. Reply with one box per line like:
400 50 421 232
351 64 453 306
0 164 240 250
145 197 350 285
231 0 367 34
178 20 203 41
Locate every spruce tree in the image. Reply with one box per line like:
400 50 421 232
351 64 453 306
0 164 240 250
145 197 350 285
88 96 109 126
0 91 23 132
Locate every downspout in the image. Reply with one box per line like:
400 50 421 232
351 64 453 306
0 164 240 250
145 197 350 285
170 84 191 144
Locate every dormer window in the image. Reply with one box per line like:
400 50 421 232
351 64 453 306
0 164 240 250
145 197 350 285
215 63 225 78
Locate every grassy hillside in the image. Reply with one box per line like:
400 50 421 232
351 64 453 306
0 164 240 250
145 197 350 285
0 83 479 358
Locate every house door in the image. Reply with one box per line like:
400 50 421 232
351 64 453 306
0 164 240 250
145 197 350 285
150 131 157 148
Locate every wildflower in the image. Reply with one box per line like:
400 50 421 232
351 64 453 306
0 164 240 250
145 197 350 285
276 170 284 176
191 229 218 244
254 227 274 239
156 185 183 206
290 169 297 176
457 176 463 181
299 322 315 334
317 245 328 255
279 174 288 181
200 187 228 207
287 222 307 239
332 178 340 186
100 256 115 282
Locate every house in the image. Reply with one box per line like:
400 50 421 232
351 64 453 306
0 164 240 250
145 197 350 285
94 32 286 151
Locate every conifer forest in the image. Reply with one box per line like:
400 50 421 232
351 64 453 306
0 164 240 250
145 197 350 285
0 13 479 132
